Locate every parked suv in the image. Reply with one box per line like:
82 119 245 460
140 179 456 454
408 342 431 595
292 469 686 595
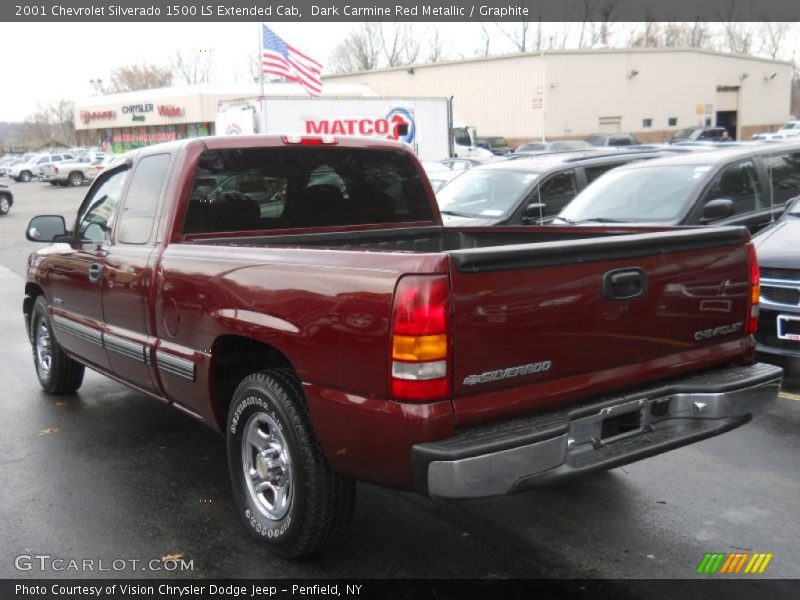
0 183 12 215
555 143 800 234
752 198 800 377
437 148 667 226
7 152 74 182
669 126 728 143
476 136 512 155
585 133 641 147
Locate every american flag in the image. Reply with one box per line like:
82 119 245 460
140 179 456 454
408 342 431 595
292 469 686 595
261 24 323 97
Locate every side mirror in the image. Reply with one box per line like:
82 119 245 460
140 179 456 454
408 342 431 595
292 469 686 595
26 215 68 242
781 195 800 216
700 199 735 222
523 202 547 224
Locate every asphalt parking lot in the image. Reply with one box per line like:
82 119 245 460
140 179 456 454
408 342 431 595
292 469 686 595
0 179 798 592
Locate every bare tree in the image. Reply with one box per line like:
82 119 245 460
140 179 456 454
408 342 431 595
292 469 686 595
16 100 78 148
758 22 792 60
239 50 263 84
628 21 714 50
171 49 213 85
594 0 622 46
497 21 531 52
107 62 172 93
382 23 420 67
426 27 447 63
329 23 382 74
476 23 492 57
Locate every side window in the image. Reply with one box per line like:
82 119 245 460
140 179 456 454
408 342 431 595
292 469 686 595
609 136 631 146
701 160 764 216
763 152 800 204
118 154 170 244
453 128 472 146
536 170 578 215
585 164 621 185
76 169 128 243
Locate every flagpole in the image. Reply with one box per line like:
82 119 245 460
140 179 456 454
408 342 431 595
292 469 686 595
258 23 265 98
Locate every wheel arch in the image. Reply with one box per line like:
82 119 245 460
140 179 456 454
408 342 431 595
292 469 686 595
209 334 298 430
23 283 45 342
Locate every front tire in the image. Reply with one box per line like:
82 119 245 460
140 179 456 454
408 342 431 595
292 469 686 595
19 170 32 183
30 296 84 394
0 195 9 215
226 370 356 558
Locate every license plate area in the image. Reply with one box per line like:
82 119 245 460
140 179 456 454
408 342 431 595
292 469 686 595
600 403 644 442
777 314 800 341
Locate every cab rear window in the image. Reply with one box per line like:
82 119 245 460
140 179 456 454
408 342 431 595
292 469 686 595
183 147 434 234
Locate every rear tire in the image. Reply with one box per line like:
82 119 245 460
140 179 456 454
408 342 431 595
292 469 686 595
30 296 84 395
226 369 356 558
68 172 84 187
0 195 9 215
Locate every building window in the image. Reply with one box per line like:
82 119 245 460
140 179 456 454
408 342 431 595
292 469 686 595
705 118 712 126
668 117 678 127
642 118 653 128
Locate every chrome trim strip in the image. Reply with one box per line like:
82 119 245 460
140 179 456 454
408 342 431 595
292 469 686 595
103 333 148 364
156 351 196 382
52 315 103 347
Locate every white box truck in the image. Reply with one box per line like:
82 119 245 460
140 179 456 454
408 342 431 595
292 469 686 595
214 96 487 160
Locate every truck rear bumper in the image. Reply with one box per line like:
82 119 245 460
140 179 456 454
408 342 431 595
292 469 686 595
411 362 782 498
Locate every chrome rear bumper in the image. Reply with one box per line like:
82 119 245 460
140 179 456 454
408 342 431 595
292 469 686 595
411 363 782 498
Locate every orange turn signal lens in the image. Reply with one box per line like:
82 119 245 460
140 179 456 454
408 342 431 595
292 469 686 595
392 334 447 361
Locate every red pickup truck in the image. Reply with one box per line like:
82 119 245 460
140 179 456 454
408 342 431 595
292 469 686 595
23 135 781 558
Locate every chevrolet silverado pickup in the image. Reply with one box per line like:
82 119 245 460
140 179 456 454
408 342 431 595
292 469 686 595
23 135 782 558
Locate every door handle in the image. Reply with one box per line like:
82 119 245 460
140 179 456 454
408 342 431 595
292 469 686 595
603 268 646 301
88 263 102 283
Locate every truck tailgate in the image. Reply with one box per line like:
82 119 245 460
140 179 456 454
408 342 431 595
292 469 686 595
447 228 753 418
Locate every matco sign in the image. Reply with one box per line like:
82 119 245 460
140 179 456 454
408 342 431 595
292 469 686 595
304 108 416 144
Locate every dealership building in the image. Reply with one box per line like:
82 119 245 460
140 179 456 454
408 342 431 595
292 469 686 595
73 82 376 152
325 48 793 144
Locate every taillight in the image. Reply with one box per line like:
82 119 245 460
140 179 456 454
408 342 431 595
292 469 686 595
390 275 451 401
746 242 759 335
281 135 338 145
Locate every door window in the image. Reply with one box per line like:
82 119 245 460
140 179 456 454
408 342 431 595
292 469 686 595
76 169 128 243
700 160 764 216
535 170 578 214
118 154 170 244
762 151 800 205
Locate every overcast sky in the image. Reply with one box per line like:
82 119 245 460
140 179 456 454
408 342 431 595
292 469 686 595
0 22 493 121
1 21 797 122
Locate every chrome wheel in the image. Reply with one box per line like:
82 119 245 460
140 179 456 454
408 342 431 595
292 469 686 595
241 411 293 521
35 320 53 380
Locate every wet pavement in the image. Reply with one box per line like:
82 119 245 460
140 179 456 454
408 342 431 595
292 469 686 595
0 181 798 591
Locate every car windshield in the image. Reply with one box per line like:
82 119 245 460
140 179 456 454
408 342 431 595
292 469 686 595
671 128 695 140
437 168 538 218
517 143 546 152
781 122 800 130
558 165 710 223
788 201 800 216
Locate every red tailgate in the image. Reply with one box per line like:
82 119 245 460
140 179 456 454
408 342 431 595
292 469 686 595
447 228 754 420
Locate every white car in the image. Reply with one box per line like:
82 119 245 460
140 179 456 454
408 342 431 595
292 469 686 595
41 152 106 187
777 120 800 135
7 152 74 182
750 132 800 142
